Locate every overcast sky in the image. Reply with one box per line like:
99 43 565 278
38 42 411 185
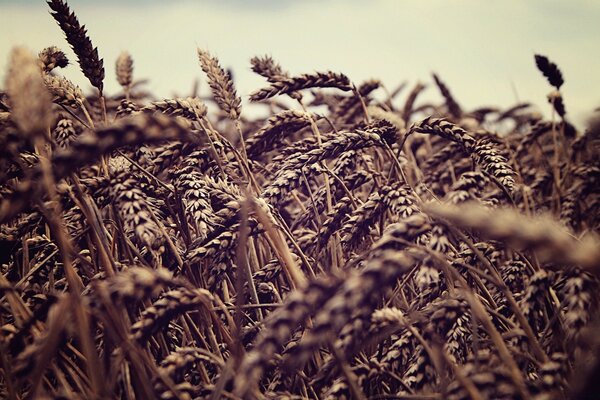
1 0 599 127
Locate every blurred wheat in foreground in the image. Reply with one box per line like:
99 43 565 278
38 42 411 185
1 1 600 399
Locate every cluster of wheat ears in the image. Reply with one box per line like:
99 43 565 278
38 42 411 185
1 1 599 399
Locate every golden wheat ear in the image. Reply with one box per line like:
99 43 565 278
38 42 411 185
38 46 69 73
5 47 53 140
250 71 353 102
116 51 134 90
197 48 242 121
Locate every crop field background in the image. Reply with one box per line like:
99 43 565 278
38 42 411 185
0 1 599 399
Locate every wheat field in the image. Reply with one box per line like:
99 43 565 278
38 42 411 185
1 1 599 399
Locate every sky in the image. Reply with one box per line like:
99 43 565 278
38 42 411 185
1 0 599 127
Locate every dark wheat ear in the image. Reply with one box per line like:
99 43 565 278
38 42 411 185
197 48 241 120
432 73 462 119
47 0 105 94
547 90 567 118
534 54 564 90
